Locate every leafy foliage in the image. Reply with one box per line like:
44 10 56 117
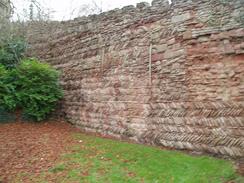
0 38 63 121
14 59 63 121
0 39 27 69
0 65 17 111
0 107 16 123
0 58 63 121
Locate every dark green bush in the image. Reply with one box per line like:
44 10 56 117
15 59 63 121
0 107 16 123
0 59 63 122
0 39 27 69
0 64 17 111
0 37 62 122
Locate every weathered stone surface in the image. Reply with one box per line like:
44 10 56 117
27 0 244 157
136 2 150 9
153 44 167 53
183 30 192 40
152 0 169 7
171 12 191 23
164 49 185 59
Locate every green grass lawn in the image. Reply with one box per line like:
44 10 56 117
35 133 243 183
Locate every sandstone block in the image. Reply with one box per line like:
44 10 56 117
136 2 150 9
198 36 209 42
122 5 135 11
222 45 235 55
153 44 167 53
167 38 175 45
152 0 169 6
172 12 191 23
164 49 185 59
152 53 164 62
183 30 192 40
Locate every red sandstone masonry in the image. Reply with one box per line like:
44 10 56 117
27 0 244 157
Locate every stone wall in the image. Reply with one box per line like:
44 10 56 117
27 0 244 157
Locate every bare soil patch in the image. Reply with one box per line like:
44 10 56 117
0 121 78 182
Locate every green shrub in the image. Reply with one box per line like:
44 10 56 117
0 39 27 69
0 64 17 111
14 59 63 121
0 38 62 122
0 107 16 123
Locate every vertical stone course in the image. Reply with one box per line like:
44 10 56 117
28 0 244 157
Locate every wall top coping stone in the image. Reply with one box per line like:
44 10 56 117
27 0 243 41
63 0 176 25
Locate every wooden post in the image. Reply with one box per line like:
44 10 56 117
149 43 152 86
99 34 105 75
101 47 104 74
